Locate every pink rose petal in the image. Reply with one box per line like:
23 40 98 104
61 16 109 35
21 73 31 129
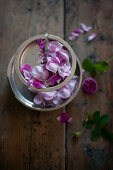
58 86 71 99
66 79 77 93
33 79 45 89
69 32 79 41
74 28 84 34
42 91 57 101
32 65 49 81
80 23 92 32
53 95 61 105
20 64 32 80
58 62 71 78
88 33 96 41
49 41 63 52
34 94 43 105
45 57 60 73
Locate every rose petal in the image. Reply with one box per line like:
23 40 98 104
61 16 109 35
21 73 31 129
58 62 71 78
32 65 49 81
66 79 77 93
57 49 70 62
80 23 92 32
53 95 61 105
33 79 45 89
67 117 72 123
34 94 43 105
69 32 79 40
49 41 63 52
47 75 57 85
88 33 96 41
58 86 71 99
21 64 32 73
37 38 42 45
45 57 60 73
74 28 84 34
42 91 57 101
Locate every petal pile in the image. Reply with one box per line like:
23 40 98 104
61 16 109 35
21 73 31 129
33 76 79 106
21 39 72 89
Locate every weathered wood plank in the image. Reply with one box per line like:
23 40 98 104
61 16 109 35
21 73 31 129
28 0 65 170
0 0 35 170
65 0 113 169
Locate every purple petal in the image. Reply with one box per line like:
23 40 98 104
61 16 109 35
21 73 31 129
40 40 45 50
66 79 77 93
47 75 57 85
53 95 61 105
88 33 96 41
67 117 72 123
49 41 63 52
82 77 98 94
21 64 32 73
37 38 42 45
20 64 32 80
74 28 84 34
69 32 79 41
33 79 45 89
32 66 49 81
57 49 70 62
58 86 71 99
58 62 71 78
80 23 92 32
42 91 57 101
45 58 59 73
34 94 43 105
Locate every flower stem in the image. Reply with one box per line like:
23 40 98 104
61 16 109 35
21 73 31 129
106 56 113 63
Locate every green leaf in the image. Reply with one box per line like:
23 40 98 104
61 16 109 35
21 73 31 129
74 131 81 137
101 128 113 141
91 126 101 141
93 111 100 123
85 120 94 128
82 59 94 72
94 61 109 72
98 115 110 127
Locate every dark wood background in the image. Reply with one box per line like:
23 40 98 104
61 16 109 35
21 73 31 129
0 0 113 169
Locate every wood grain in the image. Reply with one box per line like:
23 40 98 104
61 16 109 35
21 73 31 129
0 0 65 170
28 1 65 169
65 0 113 169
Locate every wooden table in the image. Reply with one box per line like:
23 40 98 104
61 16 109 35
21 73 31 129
0 0 113 169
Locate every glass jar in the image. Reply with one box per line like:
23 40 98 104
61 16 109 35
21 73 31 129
7 34 82 111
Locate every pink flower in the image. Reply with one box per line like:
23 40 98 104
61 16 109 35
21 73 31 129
57 112 72 123
82 77 98 94
88 33 96 41
32 65 49 81
45 57 60 73
33 79 45 89
69 32 79 40
58 62 71 78
20 64 32 80
74 28 84 34
80 23 92 32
